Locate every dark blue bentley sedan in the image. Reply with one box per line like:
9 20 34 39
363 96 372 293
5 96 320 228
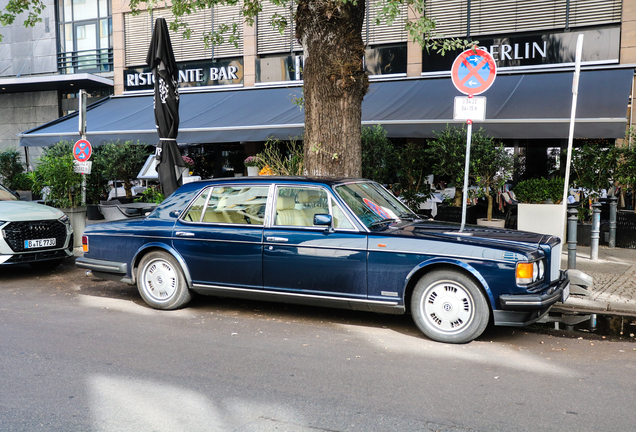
76 177 569 343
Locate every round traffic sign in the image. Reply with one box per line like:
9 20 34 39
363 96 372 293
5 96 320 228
451 47 497 95
73 139 92 162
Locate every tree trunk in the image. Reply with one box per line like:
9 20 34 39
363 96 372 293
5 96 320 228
296 0 368 177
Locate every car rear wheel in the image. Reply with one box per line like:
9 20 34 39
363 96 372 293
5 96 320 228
411 269 489 344
137 251 191 310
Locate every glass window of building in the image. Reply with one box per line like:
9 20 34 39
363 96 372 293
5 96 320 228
58 0 113 73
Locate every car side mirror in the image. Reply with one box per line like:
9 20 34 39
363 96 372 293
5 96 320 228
314 214 334 232
169 210 181 218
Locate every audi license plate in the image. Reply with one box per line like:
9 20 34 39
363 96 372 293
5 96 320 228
24 238 56 249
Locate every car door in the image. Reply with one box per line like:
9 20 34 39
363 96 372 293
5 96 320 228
262 185 368 299
172 184 269 289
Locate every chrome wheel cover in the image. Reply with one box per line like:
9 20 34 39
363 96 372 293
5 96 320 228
420 281 475 334
140 258 178 302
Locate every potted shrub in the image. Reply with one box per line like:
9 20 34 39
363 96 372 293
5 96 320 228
0 148 32 199
471 136 514 227
393 142 432 213
426 125 496 224
30 142 86 247
99 140 153 200
514 177 565 238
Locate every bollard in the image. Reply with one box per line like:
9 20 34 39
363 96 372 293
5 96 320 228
609 195 618 248
590 202 601 261
567 208 578 269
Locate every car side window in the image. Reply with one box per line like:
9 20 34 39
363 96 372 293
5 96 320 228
274 187 329 227
331 198 354 229
183 186 269 225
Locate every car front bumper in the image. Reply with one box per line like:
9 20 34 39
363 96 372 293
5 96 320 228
493 272 570 327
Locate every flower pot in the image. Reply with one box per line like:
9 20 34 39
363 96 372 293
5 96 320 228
435 205 477 224
86 204 105 221
476 218 505 228
247 166 260 176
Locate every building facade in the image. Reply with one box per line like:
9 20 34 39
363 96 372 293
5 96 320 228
4 0 636 176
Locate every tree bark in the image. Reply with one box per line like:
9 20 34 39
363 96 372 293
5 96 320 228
296 0 368 177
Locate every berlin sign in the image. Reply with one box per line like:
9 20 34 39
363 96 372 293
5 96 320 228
451 47 497 95
73 139 92 162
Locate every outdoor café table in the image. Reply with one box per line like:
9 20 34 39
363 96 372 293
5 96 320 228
117 202 158 217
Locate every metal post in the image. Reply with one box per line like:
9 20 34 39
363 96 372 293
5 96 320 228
590 202 601 261
79 89 87 206
567 208 578 269
609 195 618 248
460 119 473 232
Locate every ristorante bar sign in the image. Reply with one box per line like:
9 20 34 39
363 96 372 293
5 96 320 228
423 27 619 72
124 59 243 92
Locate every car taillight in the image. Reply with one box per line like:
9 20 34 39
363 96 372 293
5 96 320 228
82 235 89 253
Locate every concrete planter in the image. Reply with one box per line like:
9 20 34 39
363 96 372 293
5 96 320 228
247 166 260 176
476 218 506 228
61 206 87 248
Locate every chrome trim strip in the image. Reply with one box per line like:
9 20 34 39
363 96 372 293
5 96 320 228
175 231 195 237
191 283 400 306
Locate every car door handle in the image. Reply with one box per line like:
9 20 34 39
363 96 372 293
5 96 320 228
175 231 195 237
266 236 288 242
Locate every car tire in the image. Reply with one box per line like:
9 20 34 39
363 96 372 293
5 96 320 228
29 258 63 270
137 251 191 310
411 269 490 344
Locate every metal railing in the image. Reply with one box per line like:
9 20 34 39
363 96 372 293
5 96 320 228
57 48 113 74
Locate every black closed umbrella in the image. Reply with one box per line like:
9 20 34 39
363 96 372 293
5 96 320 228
146 17 185 197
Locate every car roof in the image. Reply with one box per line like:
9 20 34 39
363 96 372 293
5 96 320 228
187 176 369 188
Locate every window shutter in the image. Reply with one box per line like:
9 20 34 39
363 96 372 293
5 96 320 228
470 0 567 36
257 1 296 54
569 0 622 27
125 8 213 67
124 11 152 67
425 0 468 38
213 4 243 58
367 0 408 45
154 8 213 62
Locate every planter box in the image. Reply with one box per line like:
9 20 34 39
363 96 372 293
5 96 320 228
617 210 636 249
435 205 477 225
61 206 86 249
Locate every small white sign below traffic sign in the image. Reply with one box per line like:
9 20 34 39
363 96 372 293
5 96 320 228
73 161 92 174
453 96 486 122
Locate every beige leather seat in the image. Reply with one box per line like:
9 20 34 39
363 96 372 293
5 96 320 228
297 190 328 226
276 195 308 226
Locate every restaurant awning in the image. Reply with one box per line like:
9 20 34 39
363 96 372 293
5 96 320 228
19 68 634 147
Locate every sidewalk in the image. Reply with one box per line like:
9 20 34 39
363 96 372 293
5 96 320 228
557 245 636 316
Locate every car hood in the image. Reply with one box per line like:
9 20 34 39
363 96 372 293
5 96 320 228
0 201 65 221
384 219 557 249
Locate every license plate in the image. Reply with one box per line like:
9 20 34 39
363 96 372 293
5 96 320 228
562 282 570 303
24 238 56 249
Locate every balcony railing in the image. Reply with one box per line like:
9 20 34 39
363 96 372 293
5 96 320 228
58 48 114 74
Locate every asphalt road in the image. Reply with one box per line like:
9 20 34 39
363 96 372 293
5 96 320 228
1 258 635 432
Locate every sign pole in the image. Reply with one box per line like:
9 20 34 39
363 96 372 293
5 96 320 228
560 34 584 261
461 118 473 231
79 89 87 206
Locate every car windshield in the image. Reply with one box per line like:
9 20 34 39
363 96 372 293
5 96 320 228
0 184 18 201
334 181 417 229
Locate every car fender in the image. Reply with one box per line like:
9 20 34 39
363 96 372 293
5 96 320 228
132 242 193 288
403 258 496 307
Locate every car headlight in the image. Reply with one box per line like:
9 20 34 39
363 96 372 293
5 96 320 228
58 215 73 234
516 260 545 285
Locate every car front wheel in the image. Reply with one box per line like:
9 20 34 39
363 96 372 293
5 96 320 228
411 269 489 344
137 251 191 310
